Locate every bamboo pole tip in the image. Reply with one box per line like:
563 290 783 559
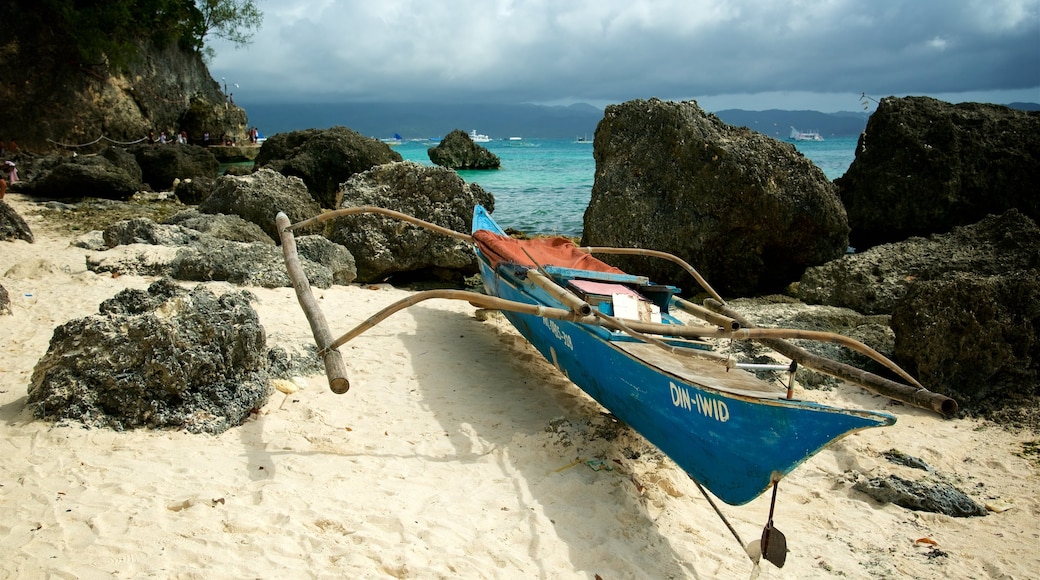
937 397 958 416
330 377 350 394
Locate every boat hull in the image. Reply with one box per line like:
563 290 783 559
472 207 893 505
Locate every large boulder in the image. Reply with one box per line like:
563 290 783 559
891 270 1039 420
328 161 494 283
24 156 144 200
27 279 270 434
794 210 1040 315
130 143 220 190
837 96 1040 250
100 147 144 183
428 129 501 169
198 168 322 242
582 98 848 297
0 199 34 242
172 176 216 205
254 127 403 209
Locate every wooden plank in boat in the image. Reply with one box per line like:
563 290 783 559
616 342 787 398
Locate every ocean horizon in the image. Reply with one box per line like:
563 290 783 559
390 136 859 238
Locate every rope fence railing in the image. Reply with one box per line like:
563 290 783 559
46 135 153 148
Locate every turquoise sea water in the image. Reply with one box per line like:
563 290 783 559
396 135 859 237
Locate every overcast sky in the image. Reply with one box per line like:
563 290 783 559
208 0 1040 112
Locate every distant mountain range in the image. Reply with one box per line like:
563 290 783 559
242 101 1038 141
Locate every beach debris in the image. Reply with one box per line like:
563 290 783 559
984 499 1014 513
585 458 612 471
272 379 299 409
914 537 939 547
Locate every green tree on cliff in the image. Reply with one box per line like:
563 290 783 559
197 0 263 48
4 0 262 68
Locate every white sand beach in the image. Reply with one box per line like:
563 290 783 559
1 193 1037 579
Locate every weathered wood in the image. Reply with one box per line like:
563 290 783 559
288 206 473 241
276 212 350 394
581 245 725 304
705 299 958 415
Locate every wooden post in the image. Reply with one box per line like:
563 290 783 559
276 212 350 394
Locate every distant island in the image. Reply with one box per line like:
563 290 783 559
239 100 1039 142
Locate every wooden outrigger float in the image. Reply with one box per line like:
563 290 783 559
276 206 956 568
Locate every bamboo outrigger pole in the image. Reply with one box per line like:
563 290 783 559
703 298 958 415
276 212 351 394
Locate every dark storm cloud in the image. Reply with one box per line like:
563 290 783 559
211 0 1039 110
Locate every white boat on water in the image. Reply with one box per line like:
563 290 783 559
790 127 824 141
469 130 491 143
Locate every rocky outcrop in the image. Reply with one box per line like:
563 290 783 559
329 161 494 283
130 143 220 190
852 475 987 518
254 127 403 209
163 209 273 245
198 168 323 242
891 270 1039 413
179 95 249 148
582 98 848 297
837 96 1040 250
789 210 1040 418
1 199 34 242
172 177 216 205
27 279 270 433
0 283 9 315
794 210 1040 315
428 129 501 169
0 34 247 152
89 217 354 288
21 155 144 200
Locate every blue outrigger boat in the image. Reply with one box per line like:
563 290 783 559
276 205 955 568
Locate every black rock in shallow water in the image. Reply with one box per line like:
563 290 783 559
27 278 271 434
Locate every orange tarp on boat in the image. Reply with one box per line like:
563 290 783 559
472 230 624 274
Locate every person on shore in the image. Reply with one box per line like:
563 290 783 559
159 131 168 144
177 130 187 145
4 161 18 183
